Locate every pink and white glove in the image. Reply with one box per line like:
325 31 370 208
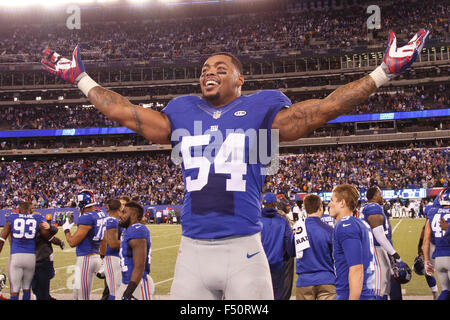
41 45 98 96
41 45 87 84
370 29 430 87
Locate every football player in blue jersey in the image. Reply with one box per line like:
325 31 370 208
260 192 296 300
117 201 154 300
328 184 377 300
423 188 450 300
0 201 51 300
63 189 107 300
417 205 440 299
359 186 404 300
103 198 124 300
295 194 336 300
41 29 428 299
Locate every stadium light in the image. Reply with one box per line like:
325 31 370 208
127 0 151 3
0 0 118 7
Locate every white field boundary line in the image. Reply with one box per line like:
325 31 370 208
391 219 403 234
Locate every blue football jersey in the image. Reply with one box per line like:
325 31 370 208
424 203 438 245
162 90 291 239
360 202 392 246
321 213 335 228
296 217 335 287
426 206 450 258
76 209 107 257
105 216 123 257
7 213 45 254
333 216 376 299
119 223 151 284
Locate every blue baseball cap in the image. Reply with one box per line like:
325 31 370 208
263 192 277 204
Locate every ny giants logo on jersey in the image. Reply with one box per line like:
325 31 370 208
170 121 280 178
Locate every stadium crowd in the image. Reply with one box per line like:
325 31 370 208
265 144 449 195
0 0 448 63
0 145 447 210
1 83 448 131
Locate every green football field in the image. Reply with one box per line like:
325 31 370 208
0 218 440 299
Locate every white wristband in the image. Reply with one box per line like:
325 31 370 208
369 65 390 88
77 74 99 97
0 237 5 242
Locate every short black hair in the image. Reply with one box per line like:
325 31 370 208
366 186 380 201
207 52 243 74
125 201 144 220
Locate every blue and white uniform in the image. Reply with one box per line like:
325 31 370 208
104 216 123 300
360 202 393 298
321 213 335 228
74 208 106 300
7 213 45 295
162 90 291 299
118 223 154 300
333 216 377 300
426 205 450 300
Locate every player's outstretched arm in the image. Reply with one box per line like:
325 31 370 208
273 29 429 142
41 46 171 144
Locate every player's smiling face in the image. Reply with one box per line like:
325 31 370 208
200 54 243 107
328 193 341 219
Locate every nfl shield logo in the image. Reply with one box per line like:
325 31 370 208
213 111 221 119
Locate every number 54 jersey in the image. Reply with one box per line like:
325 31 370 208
162 90 291 239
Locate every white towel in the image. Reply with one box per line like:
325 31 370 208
292 218 310 259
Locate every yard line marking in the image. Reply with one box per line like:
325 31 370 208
155 277 173 286
391 219 403 234
153 244 179 252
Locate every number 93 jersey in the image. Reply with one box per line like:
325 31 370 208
7 213 45 254
162 90 291 239
76 209 107 256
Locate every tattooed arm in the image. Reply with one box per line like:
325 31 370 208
272 75 377 142
88 87 171 144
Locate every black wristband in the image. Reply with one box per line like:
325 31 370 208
64 229 70 234
123 281 138 300
392 252 401 261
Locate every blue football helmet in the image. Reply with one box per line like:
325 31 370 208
394 261 412 284
413 255 425 276
439 188 450 206
76 189 97 212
